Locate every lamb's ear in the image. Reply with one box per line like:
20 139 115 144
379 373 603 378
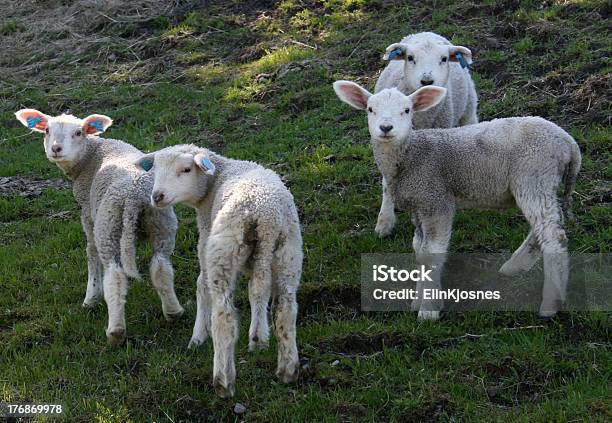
332 80 371 110
383 43 408 61
194 153 216 175
408 86 447 112
448 46 472 68
136 153 155 172
15 109 50 133
83 114 113 135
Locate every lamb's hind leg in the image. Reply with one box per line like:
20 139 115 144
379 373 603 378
147 208 184 321
82 214 104 307
207 226 243 398
517 193 569 317
103 262 129 345
272 230 302 383
375 177 396 237
499 230 541 276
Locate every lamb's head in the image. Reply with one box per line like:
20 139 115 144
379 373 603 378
333 80 446 142
15 109 112 164
136 145 216 209
383 38 472 93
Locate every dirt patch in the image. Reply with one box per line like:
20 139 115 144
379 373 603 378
0 176 71 198
314 332 407 356
298 284 361 319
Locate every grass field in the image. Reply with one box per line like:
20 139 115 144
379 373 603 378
0 0 610 421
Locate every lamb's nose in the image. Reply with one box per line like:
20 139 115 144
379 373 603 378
380 125 393 134
152 191 165 204
421 79 434 86
51 145 62 154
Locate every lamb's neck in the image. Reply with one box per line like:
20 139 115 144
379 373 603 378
57 140 99 181
372 138 404 181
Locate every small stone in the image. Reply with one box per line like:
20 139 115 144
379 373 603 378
331 360 340 367
50 263 58 268
234 403 247 414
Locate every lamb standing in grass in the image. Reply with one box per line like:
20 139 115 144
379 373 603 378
374 32 479 237
15 109 184 345
333 81 581 319
136 144 302 398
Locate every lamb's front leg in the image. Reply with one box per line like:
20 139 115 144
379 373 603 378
82 214 103 308
413 210 454 321
375 176 396 237
189 228 212 348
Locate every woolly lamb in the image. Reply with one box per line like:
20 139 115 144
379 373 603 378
15 109 184 345
136 144 302 398
333 81 581 320
374 32 479 237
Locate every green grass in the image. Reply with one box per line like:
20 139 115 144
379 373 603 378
1 0 610 421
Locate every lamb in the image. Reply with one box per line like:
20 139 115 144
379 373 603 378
15 109 185 345
136 144 302 398
373 32 479 237
333 81 581 320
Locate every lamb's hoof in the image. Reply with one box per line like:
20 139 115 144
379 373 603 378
248 337 269 352
499 259 533 276
410 299 422 312
539 309 558 319
82 297 102 308
276 362 299 383
187 335 208 349
375 218 395 238
106 327 126 346
164 307 185 322
418 310 440 321
213 377 235 398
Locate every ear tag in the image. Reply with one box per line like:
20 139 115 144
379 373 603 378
386 48 402 61
89 120 104 133
201 156 216 175
27 116 42 129
456 52 470 69
140 158 153 172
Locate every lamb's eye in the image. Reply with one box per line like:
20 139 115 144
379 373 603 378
45 128 49 134
183 167 191 173
404 108 410 114
407 55 414 62
441 57 448 63
75 130 82 136
368 107 373 113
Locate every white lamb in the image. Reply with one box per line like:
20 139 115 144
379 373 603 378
374 32 479 237
333 81 581 320
136 144 302 398
15 109 185 345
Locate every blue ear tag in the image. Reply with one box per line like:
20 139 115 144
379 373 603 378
387 48 403 61
27 116 42 128
456 52 470 69
201 156 215 175
89 120 104 133
140 158 153 171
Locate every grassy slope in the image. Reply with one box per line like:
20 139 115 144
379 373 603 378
0 0 610 421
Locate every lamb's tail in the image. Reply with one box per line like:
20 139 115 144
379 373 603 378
120 200 141 280
561 139 582 223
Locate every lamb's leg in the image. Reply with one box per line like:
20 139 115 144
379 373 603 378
499 230 541 275
518 195 569 317
150 254 184 321
409 215 424 311
412 210 454 321
207 228 242 398
272 232 302 383
103 262 128 346
188 270 211 348
82 214 103 307
375 177 396 237
248 239 274 352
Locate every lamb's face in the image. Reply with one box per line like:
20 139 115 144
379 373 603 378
383 41 472 93
333 81 447 143
366 89 414 142
142 148 216 209
14 109 113 164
